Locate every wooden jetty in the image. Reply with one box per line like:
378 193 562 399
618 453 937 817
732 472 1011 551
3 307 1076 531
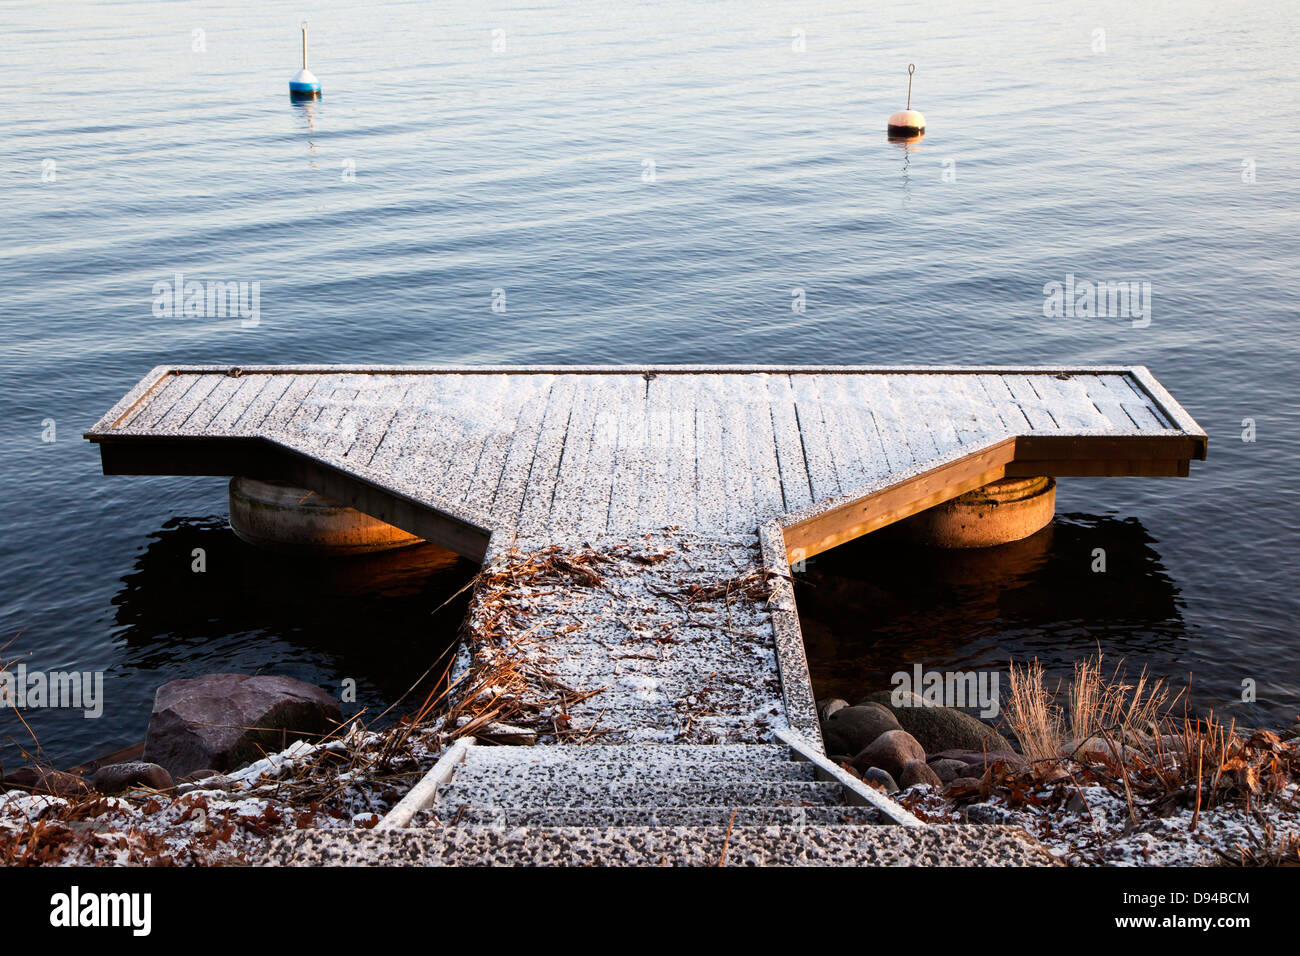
88 365 1206 864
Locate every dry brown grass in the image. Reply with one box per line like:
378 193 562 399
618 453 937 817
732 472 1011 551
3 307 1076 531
1005 659 1065 764
1067 656 1176 745
978 655 1298 838
1005 655 1181 773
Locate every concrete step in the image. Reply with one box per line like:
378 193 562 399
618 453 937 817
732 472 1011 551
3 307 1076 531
435 780 843 809
449 758 818 788
462 744 794 768
422 804 885 828
263 824 1061 867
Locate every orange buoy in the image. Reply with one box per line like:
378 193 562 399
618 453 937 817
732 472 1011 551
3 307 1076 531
887 64 926 140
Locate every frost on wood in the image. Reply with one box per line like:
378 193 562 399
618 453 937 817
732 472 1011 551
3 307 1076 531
450 529 790 745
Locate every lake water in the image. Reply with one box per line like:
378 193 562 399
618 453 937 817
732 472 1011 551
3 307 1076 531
3 0 1298 768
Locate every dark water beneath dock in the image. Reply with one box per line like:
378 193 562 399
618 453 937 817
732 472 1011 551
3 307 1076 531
2 0 1299 766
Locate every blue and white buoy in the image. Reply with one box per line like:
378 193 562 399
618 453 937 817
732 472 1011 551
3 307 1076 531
289 22 321 99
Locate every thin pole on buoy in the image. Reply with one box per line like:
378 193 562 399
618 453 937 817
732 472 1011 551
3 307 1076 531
302 22 308 70
906 63 914 109
887 63 925 140
289 20 322 99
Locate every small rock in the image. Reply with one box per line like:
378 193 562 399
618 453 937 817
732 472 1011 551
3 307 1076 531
859 689 1013 754
899 759 943 789
1066 790 1088 813
947 775 982 791
817 697 849 722
851 728 926 779
92 761 174 794
822 703 901 757
928 758 969 784
929 748 1025 777
859 767 899 793
1 767 92 798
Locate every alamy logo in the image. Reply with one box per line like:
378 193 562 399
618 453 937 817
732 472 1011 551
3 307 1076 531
50 887 151 936
1042 273 1151 328
0 664 103 718
891 663 1000 718
152 272 260 327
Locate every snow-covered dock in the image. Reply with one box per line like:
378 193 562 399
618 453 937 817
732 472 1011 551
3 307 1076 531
88 365 1206 864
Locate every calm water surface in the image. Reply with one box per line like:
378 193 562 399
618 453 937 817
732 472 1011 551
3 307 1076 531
2 0 1298 766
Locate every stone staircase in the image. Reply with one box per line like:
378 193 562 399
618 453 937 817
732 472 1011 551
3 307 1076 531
263 740 1058 866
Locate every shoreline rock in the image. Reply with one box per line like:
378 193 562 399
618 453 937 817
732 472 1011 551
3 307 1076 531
859 690 1013 755
851 728 926 779
143 673 342 780
92 761 174 795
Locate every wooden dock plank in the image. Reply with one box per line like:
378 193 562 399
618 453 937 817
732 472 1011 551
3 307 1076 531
488 374 557 527
664 374 701 525
812 374 876 496
401 376 469 491
442 374 511 515
464 375 543 519
883 375 941 459
547 375 605 536
208 374 274 432
237 373 302 432
1095 374 1170 429
636 375 673 531
179 373 246 433
154 373 223 432
973 373 1030 433
845 375 913 474
766 375 813 513
340 378 417 467
494 375 567 531
122 373 200 430
789 375 840 504
280 375 343 439
1001 374 1058 432
892 375 959 455
742 376 786 522
606 375 648 534
516 375 580 537
1032 374 1112 430
693 376 728 530
577 375 631 538
942 375 999 447
712 377 757 533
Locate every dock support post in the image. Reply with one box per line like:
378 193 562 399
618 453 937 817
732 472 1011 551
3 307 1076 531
899 476 1056 549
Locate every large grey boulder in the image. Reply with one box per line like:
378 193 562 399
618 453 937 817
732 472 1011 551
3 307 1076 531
860 690 1013 755
143 674 341 779
821 703 901 757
